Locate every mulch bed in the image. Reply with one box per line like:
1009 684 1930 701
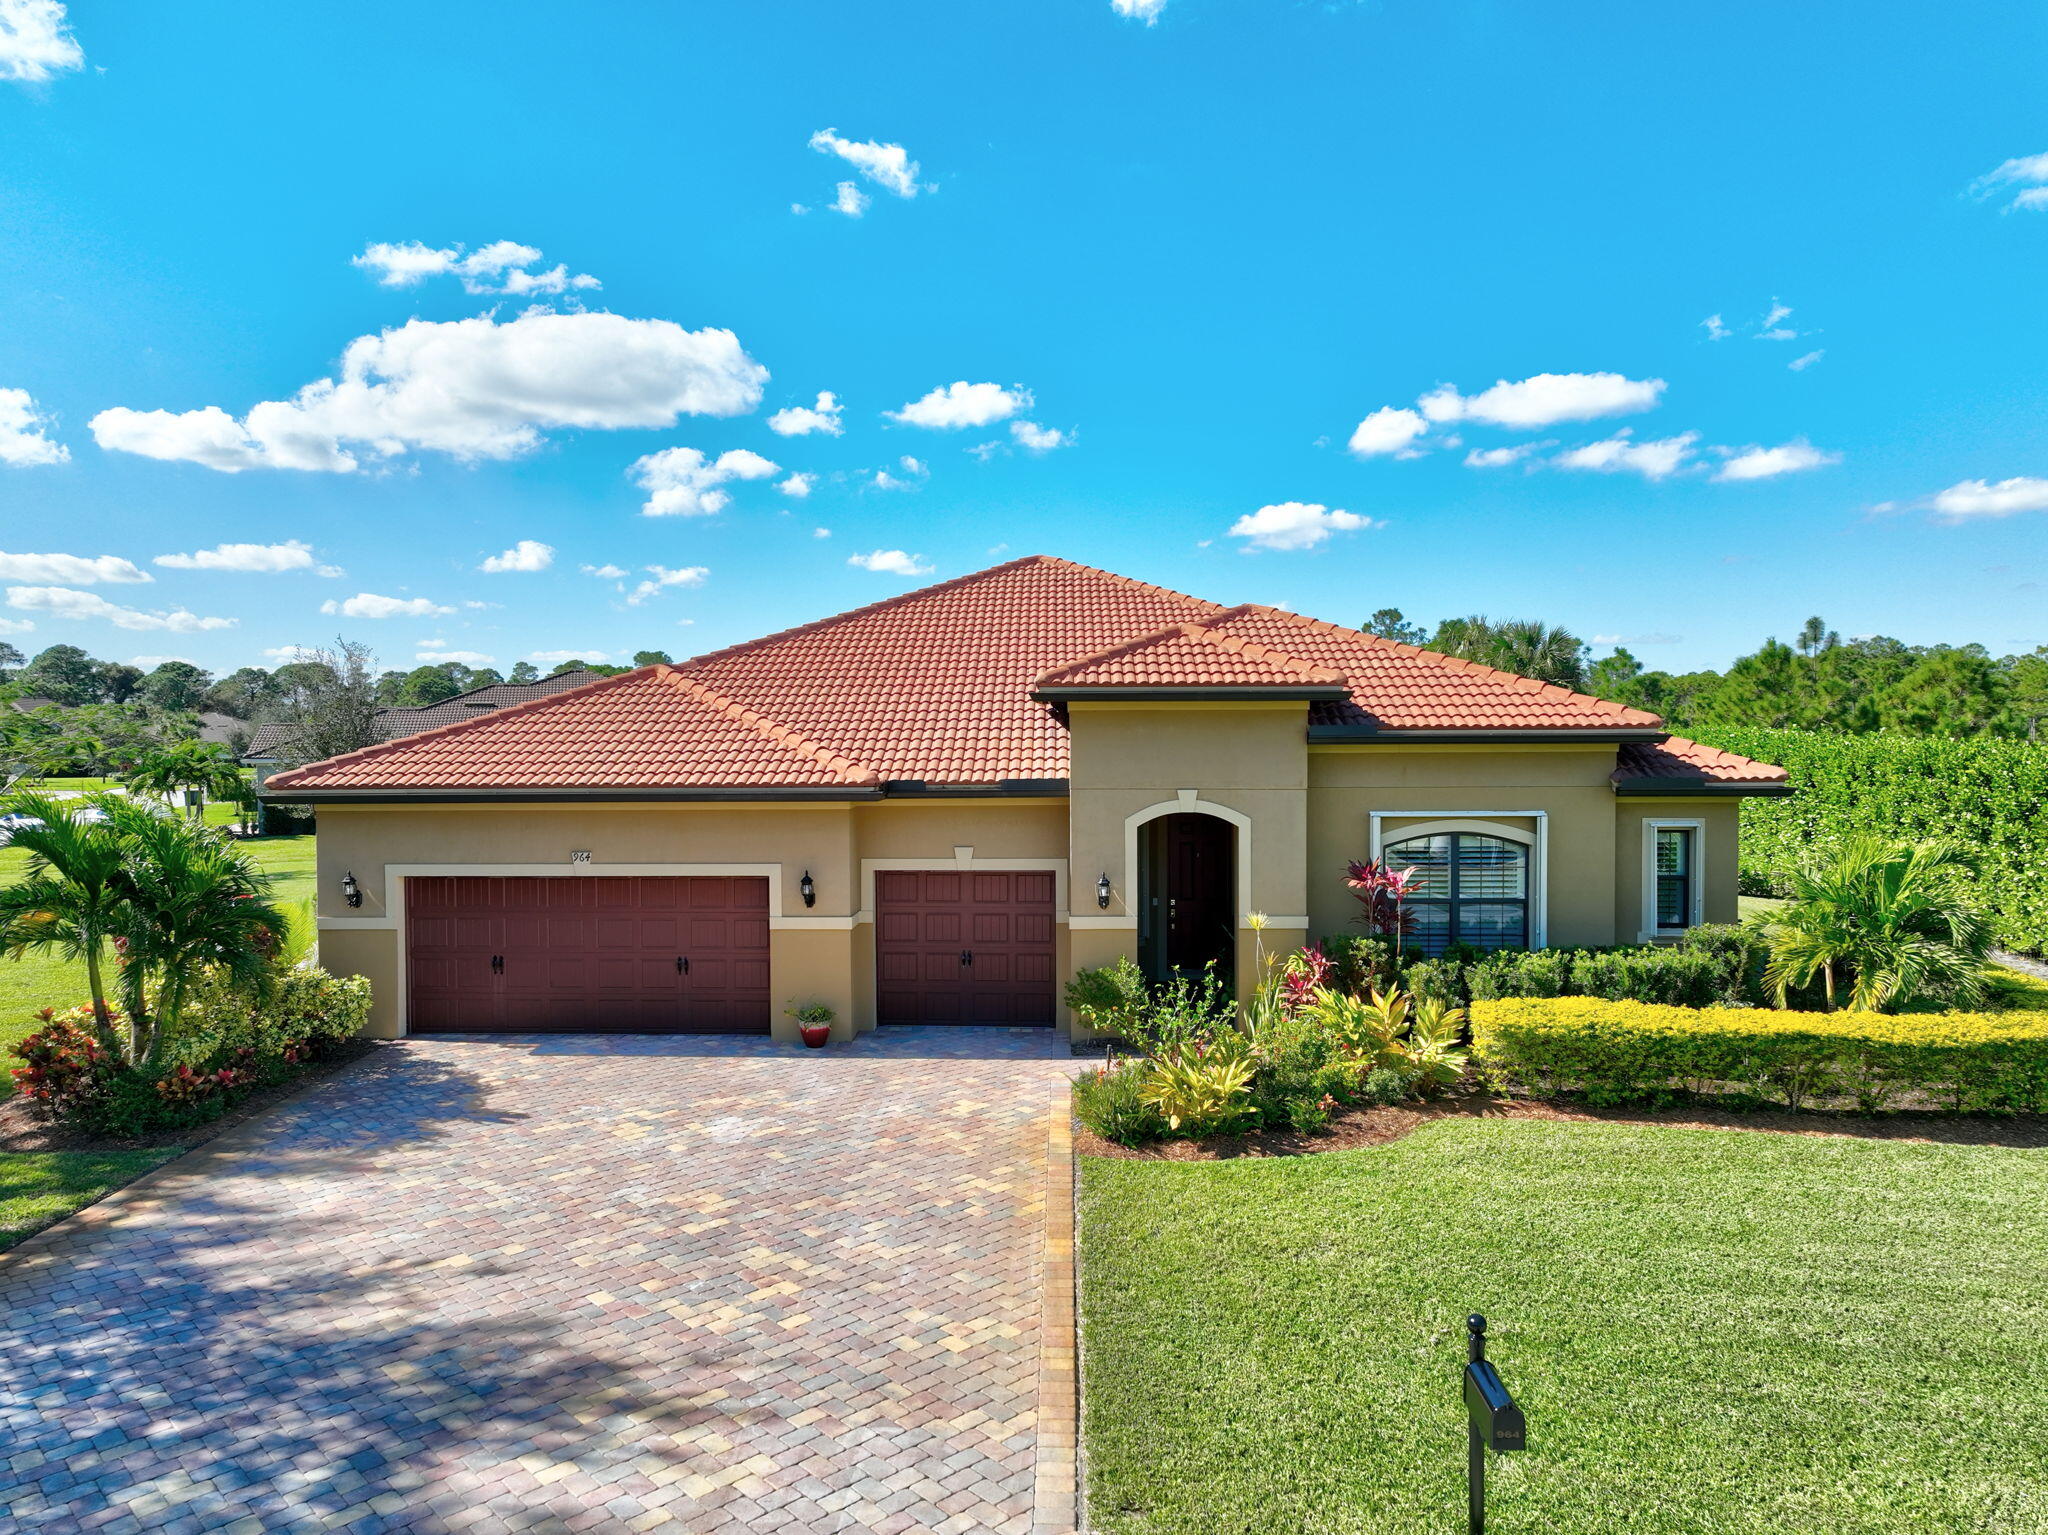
1075 1088 2048 1160
0 1040 385 1156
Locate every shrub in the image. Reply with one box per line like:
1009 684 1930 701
1065 956 1151 1039
8 1009 120 1120
1072 1058 1171 1146
1471 997 2048 1113
1139 1040 1258 1136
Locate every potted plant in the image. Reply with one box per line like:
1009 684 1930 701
786 1001 834 1048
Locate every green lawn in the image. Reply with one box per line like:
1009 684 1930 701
0 835 316 1086
0 1149 182 1250
1080 1119 2048 1534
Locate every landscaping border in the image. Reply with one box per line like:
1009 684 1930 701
1035 1103 1079 1535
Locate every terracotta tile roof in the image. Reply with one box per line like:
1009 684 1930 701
264 554 1785 793
1033 622 1348 691
266 667 879 791
1614 735 1790 786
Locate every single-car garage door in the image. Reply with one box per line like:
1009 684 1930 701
406 875 770 1033
875 870 1056 1025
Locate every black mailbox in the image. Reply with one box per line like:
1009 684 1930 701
1463 1360 1525 1452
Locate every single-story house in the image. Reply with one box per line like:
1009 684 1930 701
266 557 1789 1042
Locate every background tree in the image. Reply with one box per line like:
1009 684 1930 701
632 649 674 667
546 657 591 676
1360 609 1427 646
15 644 101 705
138 661 215 714
206 666 280 720
391 665 465 706
506 660 540 684
280 640 381 764
0 640 24 678
125 739 247 821
1428 615 1587 690
93 660 145 704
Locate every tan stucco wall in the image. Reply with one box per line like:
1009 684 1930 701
1612 799 1742 939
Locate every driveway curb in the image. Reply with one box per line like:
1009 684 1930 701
1034 1103 1079 1535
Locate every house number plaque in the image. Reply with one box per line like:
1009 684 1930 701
570 850 592 865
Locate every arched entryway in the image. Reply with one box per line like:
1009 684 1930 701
1137 812 1237 990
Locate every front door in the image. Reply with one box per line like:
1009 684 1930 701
1142 813 1236 988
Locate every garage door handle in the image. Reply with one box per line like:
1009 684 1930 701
490 955 503 974
960 949 973 966
676 955 689 975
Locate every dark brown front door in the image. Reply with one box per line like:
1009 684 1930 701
406 875 770 1033
874 870 1057 1025
1144 813 1236 985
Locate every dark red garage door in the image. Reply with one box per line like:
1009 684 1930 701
875 870 1057 1025
406 875 770 1033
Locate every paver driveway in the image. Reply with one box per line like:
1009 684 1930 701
0 1029 1083 1535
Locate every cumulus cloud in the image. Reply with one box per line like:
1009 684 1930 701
812 527 831 539
1347 406 1428 458
415 647 494 666
778 472 815 498
1700 314 1730 341
1972 152 2048 211
7 586 234 632
626 564 709 605
320 592 455 619
527 648 610 666
581 563 629 580
1463 441 1552 469
1928 477 2048 519
1788 349 1825 372
479 539 554 573
0 550 149 584
1419 372 1665 429
871 455 927 491
630 446 779 517
154 540 320 573
888 381 1030 429
0 387 68 465
848 550 934 576
832 182 870 218
1112 0 1169 20
1010 420 1069 453
768 391 844 437
352 240 600 295
0 0 82 84
1227 501 1373 552
0 617 31 634
1552 430 1699 481
809 129 929 199
1713 439 1841 482
92 309 767 473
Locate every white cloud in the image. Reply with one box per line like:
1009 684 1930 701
1552 430 1699 481
92 309 767 473
1972 152 2048 211
6 586 235 632
630 445 779 517
319 592 455 619
1346 406 1428 458
812 527 831 539
479 539 554 573
0 0 81 84
259 646 300 662
1227 501 1373 552
888 381 1030 429
1929 477 2048 519
154 539 319 574
848 549 933 576
128 655 196 667
1419 372 1665 429
1700 314 1730 341
0 617 31 634
768 391 844 436
0 550 150 584
1010 420 1069 453
1592 632 1681 647
1463 441 1552 469
581 563 629 580
809 128 929 199
415 648 494 666
626 564 708 605
527 648 610 666
1788 349 1825 372
871 455 927 491
1112 0 1168 20
832 181 870 218
0 387 68 465
778 472 815 498
352 240 600 295
1713 439 1841 482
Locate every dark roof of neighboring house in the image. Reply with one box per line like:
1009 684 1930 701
7 697 63 713
267 558 1790 796
196 712 248 747
244 669 607 760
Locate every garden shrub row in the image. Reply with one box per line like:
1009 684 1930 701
1689 727 2048 955
1470 996 2048 1113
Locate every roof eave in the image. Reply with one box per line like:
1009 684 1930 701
258 785 887 804
1310 725 1669 744
1610 778 1796 798
1034 685 1349 703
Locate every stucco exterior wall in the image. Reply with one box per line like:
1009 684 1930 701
1612 799 1743 940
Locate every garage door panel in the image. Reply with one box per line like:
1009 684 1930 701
874 867 1056 1027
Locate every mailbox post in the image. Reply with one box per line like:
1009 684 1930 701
1462 1314 1524 1534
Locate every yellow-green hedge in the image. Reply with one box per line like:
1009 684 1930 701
1469 998 2048 1113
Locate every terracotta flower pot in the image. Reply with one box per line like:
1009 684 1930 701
799 1023 831 1049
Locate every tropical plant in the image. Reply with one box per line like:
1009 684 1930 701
124 739 247 822
1064 955 1153 1039
1072 1058 1170 1145
1760 838 1990 1012
1344 859 1417 943
1430 615 1588 691
1399 995 1470 1090
1139 1041 1257 1134
0 790 129 1053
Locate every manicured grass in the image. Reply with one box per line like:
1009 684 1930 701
1080 1119 2048 1534
0 1149 180 1250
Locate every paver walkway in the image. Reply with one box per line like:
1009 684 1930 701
0 1029 1083 1535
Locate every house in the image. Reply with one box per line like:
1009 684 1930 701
266 557 1790 1042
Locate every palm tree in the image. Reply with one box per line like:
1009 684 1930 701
1428 615 1588 690
0 791 130 1055
1761 838 1989 1012
100 799 285 1065
124 740 247 823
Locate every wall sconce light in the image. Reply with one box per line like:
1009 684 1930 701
1096 872 1112 909
799 870 816 908
341 871 363 909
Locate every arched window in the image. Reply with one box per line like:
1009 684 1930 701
1382 832 1529 954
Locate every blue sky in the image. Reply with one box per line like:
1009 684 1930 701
2 0 2045 680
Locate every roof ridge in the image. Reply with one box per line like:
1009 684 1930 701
655 668 880 784
265 667 655 788
676 555 1227 674
1218 603 1665 726
1035 617 1345 686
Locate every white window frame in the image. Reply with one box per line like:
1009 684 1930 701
1368 811 1547 950
1640 818 1705 942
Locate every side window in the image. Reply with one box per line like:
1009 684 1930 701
1383 832 1529 954
1651 824 1698 933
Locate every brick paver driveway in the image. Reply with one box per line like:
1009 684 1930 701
0 1029 1082 1535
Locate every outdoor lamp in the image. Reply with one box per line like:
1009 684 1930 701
341 871 362 908
800 870 816 908
1096 872 1112 909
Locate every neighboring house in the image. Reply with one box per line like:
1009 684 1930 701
266 558 1789 1042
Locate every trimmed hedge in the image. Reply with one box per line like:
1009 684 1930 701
1471 997 2048 1114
